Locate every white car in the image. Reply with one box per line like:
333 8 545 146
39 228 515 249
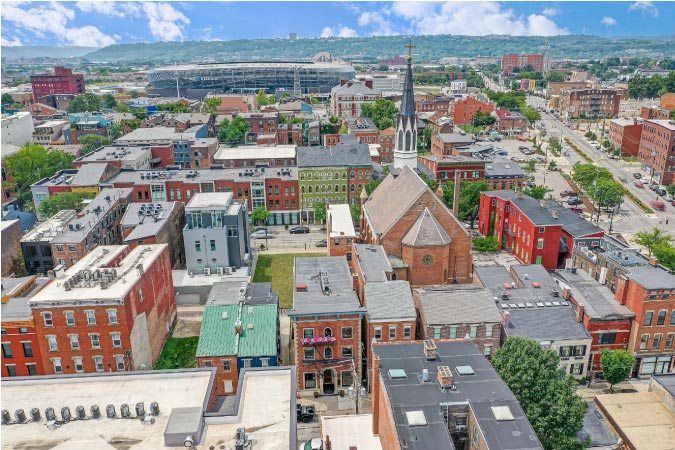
640 177 650 184
665 194 674 202
251 229 273 239
299 438 322 450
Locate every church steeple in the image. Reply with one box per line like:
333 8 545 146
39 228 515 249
394 39 418 171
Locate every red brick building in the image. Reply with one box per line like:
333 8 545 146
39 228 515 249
493 109 528 134
330 80 379 121
478 191 604 270
1 220 23 278
30 67 85 103
30 244 176 375
347 118 380 145
451 96 495 126
609 117 643 157
414 94 450 113
360 166 473 285
418 155 485 184
637 119 675 185
351 244 393 302
378 127 396 163
640 106 672 120
430 132 476 157
1 276 49 377
289 257 366 395
501 53 550 74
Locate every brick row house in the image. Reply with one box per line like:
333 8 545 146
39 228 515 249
637 119 675 185
609 117 643 157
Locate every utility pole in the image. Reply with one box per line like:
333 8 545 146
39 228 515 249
349 358 365 414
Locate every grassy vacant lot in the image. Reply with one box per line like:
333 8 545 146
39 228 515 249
154 335 199 369
253 253 324 308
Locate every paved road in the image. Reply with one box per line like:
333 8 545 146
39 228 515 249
250 225 329 251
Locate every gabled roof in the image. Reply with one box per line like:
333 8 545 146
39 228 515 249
401 208 451 247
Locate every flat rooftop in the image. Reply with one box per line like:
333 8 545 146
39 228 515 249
321 415 383 450
213 145 297 161
552 269 634 320
103 166 298 185
30 244 168 304
354 244 392 283
414 285 503 325
21 209 77 243
115 126 201 142
646 119 675 131
122 202 179 242
186 192 234 210
76 145 151 163
328 204 356 238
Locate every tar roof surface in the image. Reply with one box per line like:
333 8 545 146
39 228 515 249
289 257 364 316
484 157 525 177
122 202 178 241
625 265 675 290
373 341 542 450
415 286 503 325
297 143 372 168
355 244 392 283
365 281 415 321
552 269 634 320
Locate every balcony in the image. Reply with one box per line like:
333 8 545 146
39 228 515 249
302 336 337 345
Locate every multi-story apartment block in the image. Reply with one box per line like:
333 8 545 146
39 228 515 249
30 244 176 375
1 276 50 377
289 256 366 395
1 111 34 147
414 94 450 113
240 112 279 144
30 66 85 103
451 96 495 126
74 145 154 170
414 285 502 358
183 192 250 275
484 157 526 190
213 145 297 168
418 154 485 184
559 88 621 120
637 119 675 185
32 120 68 145
478 191 604 270
121 201 186 268
330 80 380 120
64 113 113 145
377 127 395 163
501 53 550 75
347 117 380 145
21 210 77 275
609 117 644 157
430 132 476 157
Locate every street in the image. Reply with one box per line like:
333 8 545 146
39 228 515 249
250 225 329 252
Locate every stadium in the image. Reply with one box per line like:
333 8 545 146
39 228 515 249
146 61 356 97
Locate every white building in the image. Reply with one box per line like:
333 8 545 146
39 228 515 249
1 111 34 148
330 81 380 120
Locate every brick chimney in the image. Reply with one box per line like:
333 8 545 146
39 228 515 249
453 170 461 217
340 79 348 86
437 366 453 387
576 303 585 323
648 256 659 267
365 80 374 90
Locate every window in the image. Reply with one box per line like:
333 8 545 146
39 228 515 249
203 360 213 367
303 329 314 339
404 325 412 339
486 325 493 338
227 225 238 237
70 258 78 266
671 311 675 326
64 311 75 326
304 373 316 389
43 312 53 327
52 358 62 374
22 342 33 357
2 343 12 358
242 359 252 368
47 336 58 351
261 358 270 367
570 363 583 375
324 328 332 337
90 334 100 349
195 241 202 252
653 334 662 350
56 244 64 252
111 332 122 348
374 327 382 340
94 356 104 372
573 345 586 356
449 326 458 339
85 310 96 325
559 346 572 357
303 348 315 360
342 346 353 358
334 238 340 246
342 327 353 339
640 334 650 350
537 238 544 249
484 345 492 356
210 240 216 251
324 347 333 359
645 311 654 326
108 309 118 324
598 332 617 345
27 363 37 376
657 310 667 326
69 335 80 350
665 333 674 350
470 325 478 339
222 360 231 372
115 355 125 371
389 326 397 340
74 357 84 372
5 365 16 377
68 245 76 252
341 371 354 387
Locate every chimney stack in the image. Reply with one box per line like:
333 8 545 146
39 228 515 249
515 188 523 199
576 303 585 323
502 310 511 327
453 170 461 217
423 339 437 360
648 256 659 267
552 209 559 219
437 366 453 387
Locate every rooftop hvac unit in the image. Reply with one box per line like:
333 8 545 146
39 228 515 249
217 267 224 275
225 267 232 275
204 267 211 276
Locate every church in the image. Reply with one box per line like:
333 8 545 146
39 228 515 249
359 43 473 285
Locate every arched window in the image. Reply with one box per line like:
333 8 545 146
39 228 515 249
405 131 411 152
366 172 371 179
391 272 397 280
325 347 333 359
335 184 339 192
351 184 356 192
398 130 403 151
327 185 332 192
324 328 332 337
301 186 305 193
413 131 417 148
342 185 347 192
350 171 356 179
308 186 313 193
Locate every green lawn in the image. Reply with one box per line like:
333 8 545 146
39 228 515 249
154 336 199 369
253 253 325 308
458 124 484 134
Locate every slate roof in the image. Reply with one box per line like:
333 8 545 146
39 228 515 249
437 133 475 145
297 142 372 168
401 208 451 247
355 244 392 283
415 286 503 325
365 281 416 321
400 58 415 117
71 163 116 186
196 303 278 358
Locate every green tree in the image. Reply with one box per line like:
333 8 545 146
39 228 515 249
492 337 587 450
420 126 432 151
157 101 190 113
128 90 139 98
474 236 499 251
548 160 558 171
109 123 125 140
365 178 383 195
442 180 489 226
653 242 675 271
218 116 250 145
360 98 397 130
203 97 221 114
68 93 102 113
281 92 291 99
350 204 361 224
314 201 327 224
256 89 270 107
328 115 339 124
667 184 675 196
250 206 271 225
593 179 624 209
472 110 496 127
3 144 76 202
1 93 14 105
571 163 612 190
79 134 110 155
338 122 348 134
419 172 438 191
115 102 131 113
521 106 541 124
523 160 536 173
102 93 117 109
600 349 635 392
38 191 96 218
634 228 673 257
524 185 553 200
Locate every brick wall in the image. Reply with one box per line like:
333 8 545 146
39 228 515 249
197 355 238 396
1 220 23 277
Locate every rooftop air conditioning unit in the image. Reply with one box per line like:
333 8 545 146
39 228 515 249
217 267 224 275
204 267 211 276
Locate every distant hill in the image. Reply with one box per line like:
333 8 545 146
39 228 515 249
2 46 98 59
82 35 675 64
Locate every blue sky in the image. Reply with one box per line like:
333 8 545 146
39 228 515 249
2 1 674 48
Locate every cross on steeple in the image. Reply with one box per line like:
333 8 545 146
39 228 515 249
405 40 415 61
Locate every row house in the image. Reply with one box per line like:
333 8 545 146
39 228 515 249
347 117 380 145
414 94 450 113
289 256 366 395
213 145 297 168
277 123 304 145
478 190 604 270
418 154 485 184
377 127 395 164
330 80 380 121
1 276 50 377
637 119 675 185
492 109 528 134
609 117 644 157
352 244 393 302
430 132 475 157
640 106 672 120
73 145 154 171
29 244 176 375
484 157 526 191
451 96 495 126
101 166 301 226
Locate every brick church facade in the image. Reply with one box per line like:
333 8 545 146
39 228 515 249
359 166 473 285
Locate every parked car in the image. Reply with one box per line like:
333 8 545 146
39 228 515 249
640 177 650 184
289 225 310 234
297 405 316 424
567 198 583 205
634 181 644 188
569 206 584 214
651 200 666 211
560 190 577 197
251 229 273 239
595 145 602 150
633 173 642 179
607 154 616 159
665 194 674 202
299 438 322 450
315 239 327 247
657 188 667 196
518 136 527 142
649 183 659 191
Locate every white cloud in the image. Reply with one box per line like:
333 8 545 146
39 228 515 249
320 26 358 38
2 36 24 46
76 1 141 18
629 1 659 17
358 11 398 36
601 16 617 26
542 7 560 17
388 2 568 36
2 2 119 47
142 2 191 42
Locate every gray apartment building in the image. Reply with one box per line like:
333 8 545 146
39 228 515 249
183 192 250 275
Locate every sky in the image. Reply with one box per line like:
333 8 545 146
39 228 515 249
1 1 674 48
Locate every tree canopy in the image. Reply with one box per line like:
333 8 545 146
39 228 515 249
115 102 131 113
68 93 102 113
2 93 14 105
250 206 271 225
634 228 673 257
79 134 110 155
360 98 397 130
38 191 96 218
524 185 553 200
600 349 635 392
474 236 499 251
256 89 277 107
203 97 221 114
102 93 117 109
156 101 190 113
492 337 587 450
314 201 327 223
472 110 496 127
442 180 489 226
218 116 250 145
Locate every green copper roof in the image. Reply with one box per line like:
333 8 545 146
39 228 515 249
196 304 278 358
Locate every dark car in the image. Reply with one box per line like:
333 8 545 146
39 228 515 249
567 198 583 205
315 239 327 247
569 206 584 214
560 190 577 197
650 183 659 191
289 225 310 234
633 173 642 179
297 405 315 423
